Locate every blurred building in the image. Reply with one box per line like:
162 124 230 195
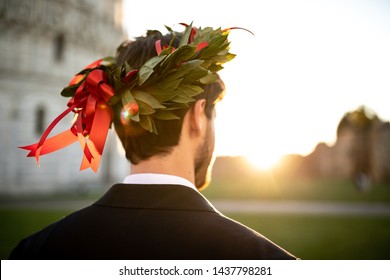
0 0 129 195
302 107 390 185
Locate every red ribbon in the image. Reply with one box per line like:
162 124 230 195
20 68 114 172
155 38 207 55
155 39 177 55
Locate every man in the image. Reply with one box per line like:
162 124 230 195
10 24 297 259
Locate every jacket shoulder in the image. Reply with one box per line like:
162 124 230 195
193 211 296 259
9 221 59 259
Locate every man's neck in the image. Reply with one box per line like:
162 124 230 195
130 148 195 186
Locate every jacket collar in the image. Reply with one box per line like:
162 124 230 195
122 173 197 191
93 184 219 213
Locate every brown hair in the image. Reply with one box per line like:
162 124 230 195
113 31 225 164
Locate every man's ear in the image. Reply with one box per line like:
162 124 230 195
189 99 207 136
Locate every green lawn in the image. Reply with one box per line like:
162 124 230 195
1 208 389 260
0 209 71 259
204 177 390 202
228 213 390 260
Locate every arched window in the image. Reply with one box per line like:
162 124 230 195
54 33 65 62
35 105 46 135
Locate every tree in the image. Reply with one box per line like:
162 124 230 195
336 106 378 187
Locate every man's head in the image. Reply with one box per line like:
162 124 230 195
21 24 241 177
113 31 225 189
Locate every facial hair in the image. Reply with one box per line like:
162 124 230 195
194 121 215 190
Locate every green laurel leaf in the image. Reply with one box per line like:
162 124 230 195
199 73 219 84
60 84 78 97
139 115 157 134
133 90 166 109
137 100 156 115
181 66 209 84
177 84 204 97
138 55 167 86
121 89 136 106
153 110 180 120
171 93 195 104
162 60 204 84
179 22 193 47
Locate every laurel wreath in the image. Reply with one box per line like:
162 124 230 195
61 23 250 134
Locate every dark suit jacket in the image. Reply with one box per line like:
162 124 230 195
9 184 297 259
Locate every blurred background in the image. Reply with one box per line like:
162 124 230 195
0 0 389 260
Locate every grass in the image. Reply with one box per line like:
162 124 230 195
204 176 390 202
0 208 71 259
228 213 390 260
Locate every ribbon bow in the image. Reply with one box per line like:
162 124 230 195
20 65 114 172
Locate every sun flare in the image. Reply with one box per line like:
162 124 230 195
245 152 282 171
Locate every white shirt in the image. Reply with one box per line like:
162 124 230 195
122 173 198 192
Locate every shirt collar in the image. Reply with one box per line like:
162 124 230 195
122 173 198 192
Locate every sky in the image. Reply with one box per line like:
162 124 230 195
122 0 390 169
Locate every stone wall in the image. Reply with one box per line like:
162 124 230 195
0 0 129 194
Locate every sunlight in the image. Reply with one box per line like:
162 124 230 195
122 0 390 161
245 152 282 171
